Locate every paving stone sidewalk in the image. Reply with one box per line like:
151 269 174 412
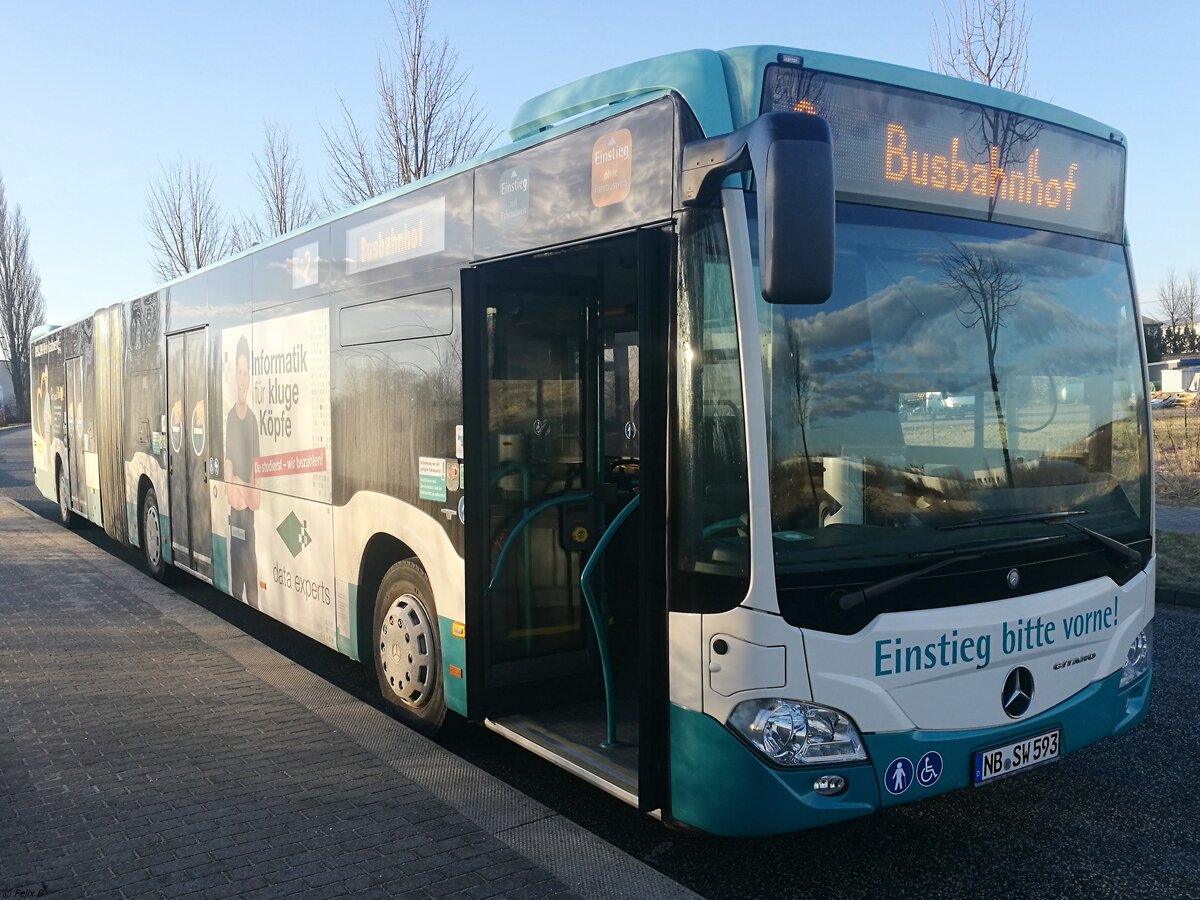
0 499 698 900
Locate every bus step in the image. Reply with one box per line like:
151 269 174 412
485 709 638 807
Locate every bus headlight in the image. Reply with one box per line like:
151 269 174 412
1119 624 1152 689
727 699 868 766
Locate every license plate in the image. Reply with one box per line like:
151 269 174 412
973 729 1060 785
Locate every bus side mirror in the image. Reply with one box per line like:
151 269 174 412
760 131 834 303
682 112 835 304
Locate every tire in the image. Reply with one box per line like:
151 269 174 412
56 460 74 529
140 486 172 583
373 559 446 735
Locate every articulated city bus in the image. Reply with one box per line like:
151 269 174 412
30 46 1153 836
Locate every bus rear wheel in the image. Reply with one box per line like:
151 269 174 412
373 559 446 736
140 486 171 583
56 461 74 529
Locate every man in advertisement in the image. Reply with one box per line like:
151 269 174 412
226 335 260 608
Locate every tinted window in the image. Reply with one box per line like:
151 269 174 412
339 289 453 346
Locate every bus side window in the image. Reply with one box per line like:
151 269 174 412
339 289 453 347
673 209 751 612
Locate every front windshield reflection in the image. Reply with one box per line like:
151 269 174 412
754 203 1149 569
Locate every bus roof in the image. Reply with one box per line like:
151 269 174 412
512 46 1124 145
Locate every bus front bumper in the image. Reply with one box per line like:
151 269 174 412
667 666 1150 837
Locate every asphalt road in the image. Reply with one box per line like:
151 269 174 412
2 423 1197 899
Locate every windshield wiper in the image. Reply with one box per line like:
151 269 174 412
937 509 1142 567
938 510 1087 531
1065 522 1143 567
835 534 1065 612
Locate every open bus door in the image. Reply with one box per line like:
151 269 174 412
464 229 669 813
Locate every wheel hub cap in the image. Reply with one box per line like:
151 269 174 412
379 592 434 708
145 505 161 567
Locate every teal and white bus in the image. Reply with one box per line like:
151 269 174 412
30 46 1153 836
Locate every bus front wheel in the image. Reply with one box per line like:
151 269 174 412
373 559 446 736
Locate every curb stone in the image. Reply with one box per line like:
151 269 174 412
1157 587 1200 609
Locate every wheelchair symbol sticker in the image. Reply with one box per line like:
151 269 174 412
916 751 943 788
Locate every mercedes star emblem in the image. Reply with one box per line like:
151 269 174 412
1002 666 1035 718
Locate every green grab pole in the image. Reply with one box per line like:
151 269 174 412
488 463 534 647
488 490 593 592
520 466 532 651
580 493 640 749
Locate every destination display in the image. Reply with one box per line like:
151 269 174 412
346 197 446 275
761 64 1125 242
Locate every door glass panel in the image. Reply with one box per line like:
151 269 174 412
481 243 645 671
605 335 640 459
186 329 212 578
66 357 86 511
486 289 589 664
167 334 190 566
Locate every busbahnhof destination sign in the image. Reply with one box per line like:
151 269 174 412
762 63 1125 243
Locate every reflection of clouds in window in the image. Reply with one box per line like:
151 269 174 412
787 279 929 354
932 230 1110 281
781 302 866 353
771 214 1145 454
793 243 1129 388
794 280 965 375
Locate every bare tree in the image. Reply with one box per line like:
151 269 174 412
941 243 1024 486
0 172 46 420
931 0 1031 93
1156 269 1200 356
1156 269 1198 330
323 0 494 207
227 215 264 256
144 159 229 282
231 123 320 253
931 0 1039 223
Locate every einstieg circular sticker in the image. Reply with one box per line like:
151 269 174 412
170 400 183 454
191 400 206 457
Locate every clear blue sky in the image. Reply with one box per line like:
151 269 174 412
1 0 1196 327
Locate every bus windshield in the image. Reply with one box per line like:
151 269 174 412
751 200 1150 591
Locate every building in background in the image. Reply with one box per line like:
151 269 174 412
1149 357 1200 393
